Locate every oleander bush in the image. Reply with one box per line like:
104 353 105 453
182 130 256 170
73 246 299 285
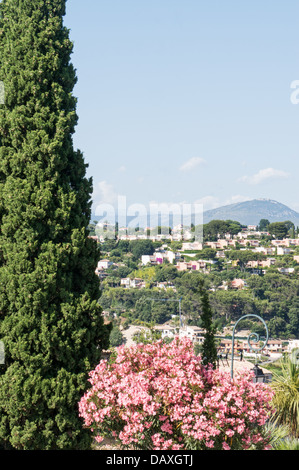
79 338 274 450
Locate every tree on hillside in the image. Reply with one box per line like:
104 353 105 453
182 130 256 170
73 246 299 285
268 222 290 240
226 250 266 271
225 220 244 235
203 220 243 241
258 219 270 231
203 220 229 241
176 274 217 367
0 0 111 450
198 281 218 369
109 325 124 348
129 239 155 261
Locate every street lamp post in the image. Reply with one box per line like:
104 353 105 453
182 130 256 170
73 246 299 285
230 314 269 380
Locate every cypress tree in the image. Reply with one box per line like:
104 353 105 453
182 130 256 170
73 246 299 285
198 281 218 369
0 0 111 449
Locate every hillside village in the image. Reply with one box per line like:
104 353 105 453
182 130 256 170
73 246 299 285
93 221 299 287
89 220 299 362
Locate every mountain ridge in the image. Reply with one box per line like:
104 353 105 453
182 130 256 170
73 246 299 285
203 199 299 226
91 199 299 228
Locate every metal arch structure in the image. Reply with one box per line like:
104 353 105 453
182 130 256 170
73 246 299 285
230 314 269 380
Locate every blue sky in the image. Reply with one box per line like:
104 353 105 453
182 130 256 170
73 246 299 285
65 1 299 215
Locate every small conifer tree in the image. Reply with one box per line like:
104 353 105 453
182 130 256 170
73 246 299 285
0 0 111 449
198 281 218 369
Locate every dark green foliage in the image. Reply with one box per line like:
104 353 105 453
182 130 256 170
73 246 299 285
0 0 111 449
155 264 179 282
129 239 155 261
175 274 217 367
101 258 299 341
109 325 124 348
226 250 266 271
258 219 270 231
268 222 290 240
197 281 218 369
203 220 244 241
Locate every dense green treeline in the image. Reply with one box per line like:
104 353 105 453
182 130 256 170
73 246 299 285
101 263 299 339
96 216 299 339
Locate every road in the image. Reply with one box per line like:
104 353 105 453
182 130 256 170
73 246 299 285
121 325 148 347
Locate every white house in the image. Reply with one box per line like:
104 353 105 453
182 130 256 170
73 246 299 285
120 278 146 288
278 267 295 274
96 259 113 271
277 247 291 256
179 325 205 344
254 247 276 256
156 282 176 291
154 324 179 340
142 251 179 266
141 255 156 266
120 278 131 288
182 242 203 251
130 278 146 288
263 340 285 355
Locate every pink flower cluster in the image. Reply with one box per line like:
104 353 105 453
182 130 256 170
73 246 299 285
78 338 274 450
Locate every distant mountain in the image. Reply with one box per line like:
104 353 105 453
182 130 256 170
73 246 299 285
91 198 299 229
203 199 299 226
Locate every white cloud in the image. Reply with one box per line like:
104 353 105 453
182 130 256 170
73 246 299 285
179 157 206 172
224 195 250 205
195 195 250 212
239 168 290 185
195 196 220 211
118 165 126 172
93 180 118 205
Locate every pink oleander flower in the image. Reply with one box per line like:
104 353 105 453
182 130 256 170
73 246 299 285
222 441 231 450
78 337 274 450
